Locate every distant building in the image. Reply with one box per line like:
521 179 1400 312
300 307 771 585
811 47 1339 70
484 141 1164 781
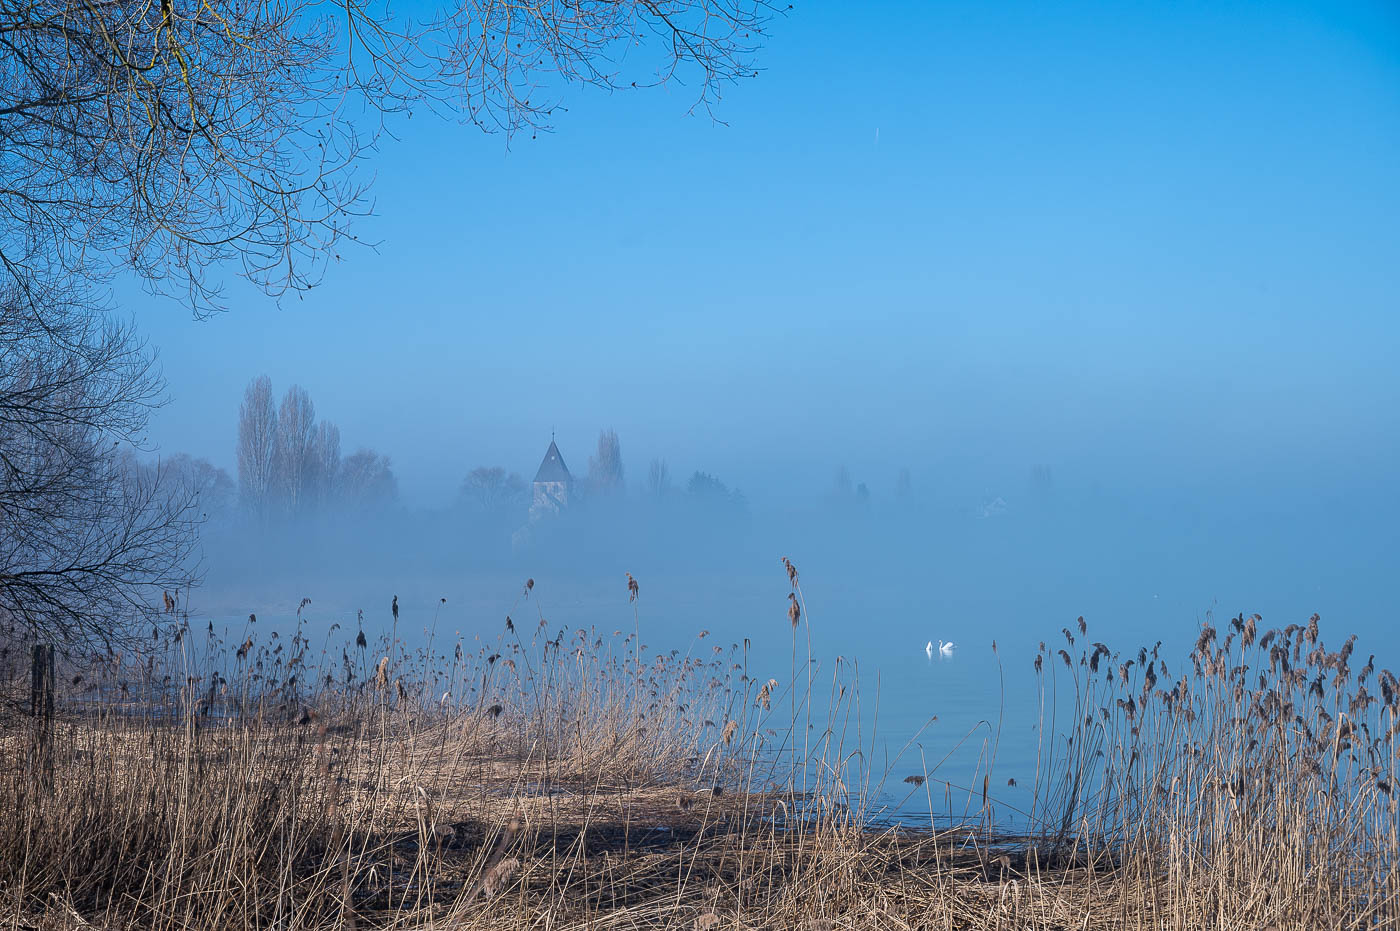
530 437 573 519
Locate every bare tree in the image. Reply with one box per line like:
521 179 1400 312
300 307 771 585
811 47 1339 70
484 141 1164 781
339 449 398 513
0 286 198 650
273 386 317 518
647 458 671 498
163 454 236 521
687 470 729 499
686 470 747 515
309 421 342 512
236 376 279 524
896 467 912 499
239 380 346 519
459 467 527 513
587 429 625 495
833 466 853 497
0 0 785 313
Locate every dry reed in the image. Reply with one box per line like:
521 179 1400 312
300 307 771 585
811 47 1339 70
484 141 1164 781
0 584 1394 930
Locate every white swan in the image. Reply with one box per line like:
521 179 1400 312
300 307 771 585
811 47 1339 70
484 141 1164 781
925 640 933 657
938 640 955 656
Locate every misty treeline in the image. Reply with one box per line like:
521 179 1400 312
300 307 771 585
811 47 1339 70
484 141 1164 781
236 376 397 525
457 431 750 566
225 386 747 533
460 429 745 515
189 418 759 605
456 429 629 513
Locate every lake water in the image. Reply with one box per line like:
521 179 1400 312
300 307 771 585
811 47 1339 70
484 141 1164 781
193 483 1400 827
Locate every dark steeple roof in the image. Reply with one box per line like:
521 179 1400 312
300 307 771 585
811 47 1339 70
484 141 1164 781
533 439 572 484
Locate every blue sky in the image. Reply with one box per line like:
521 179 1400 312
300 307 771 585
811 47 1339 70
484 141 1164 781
129 0 1400 507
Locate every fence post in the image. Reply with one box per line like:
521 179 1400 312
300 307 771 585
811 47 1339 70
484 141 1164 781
30 643 54 792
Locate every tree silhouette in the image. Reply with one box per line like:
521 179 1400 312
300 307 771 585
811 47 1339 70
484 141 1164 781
588 429 625 495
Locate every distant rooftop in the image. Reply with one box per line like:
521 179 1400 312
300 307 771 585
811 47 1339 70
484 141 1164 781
533 439 572 484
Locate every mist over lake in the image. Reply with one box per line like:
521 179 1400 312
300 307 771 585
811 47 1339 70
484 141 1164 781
188 442 1400 821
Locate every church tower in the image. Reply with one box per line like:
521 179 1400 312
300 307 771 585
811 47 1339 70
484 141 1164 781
530 437 572 518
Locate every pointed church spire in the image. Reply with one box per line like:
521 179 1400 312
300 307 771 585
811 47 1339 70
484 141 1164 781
533 438 571 484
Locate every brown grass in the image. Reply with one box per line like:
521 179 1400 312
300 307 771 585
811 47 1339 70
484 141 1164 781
0 591 1396 930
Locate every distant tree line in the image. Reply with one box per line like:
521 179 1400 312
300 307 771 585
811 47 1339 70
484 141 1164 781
126 453 236 522
236 376 397 525
458 467 528 514
458 429 748 524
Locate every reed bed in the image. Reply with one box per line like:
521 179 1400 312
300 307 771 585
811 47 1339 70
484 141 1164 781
0 575 1395 930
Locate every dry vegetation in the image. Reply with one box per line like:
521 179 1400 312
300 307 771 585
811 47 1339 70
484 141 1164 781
1 575 1397 930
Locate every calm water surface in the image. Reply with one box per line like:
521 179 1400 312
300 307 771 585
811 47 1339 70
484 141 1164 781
197 487 1400 826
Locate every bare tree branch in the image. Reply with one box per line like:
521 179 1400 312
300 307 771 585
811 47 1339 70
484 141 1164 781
0 280 200 652
0 0 785 313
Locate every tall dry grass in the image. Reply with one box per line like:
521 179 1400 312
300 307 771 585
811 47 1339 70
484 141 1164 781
1020 612 1400 928
0 576 1395 930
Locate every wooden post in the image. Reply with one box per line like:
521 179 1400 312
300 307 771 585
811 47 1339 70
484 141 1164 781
30 643 54 791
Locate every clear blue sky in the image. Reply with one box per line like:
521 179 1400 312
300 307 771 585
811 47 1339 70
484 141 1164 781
129 0 1400 507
